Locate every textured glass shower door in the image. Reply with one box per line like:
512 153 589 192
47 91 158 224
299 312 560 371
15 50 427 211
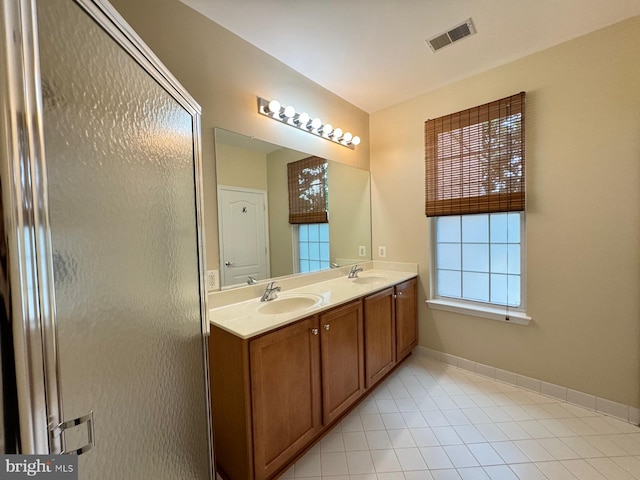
33 0 212 478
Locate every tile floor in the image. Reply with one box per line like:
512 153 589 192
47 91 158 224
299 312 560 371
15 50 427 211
280 355 640 480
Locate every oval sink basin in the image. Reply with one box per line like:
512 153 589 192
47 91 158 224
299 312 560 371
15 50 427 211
351 276 388 285
257 294 322 315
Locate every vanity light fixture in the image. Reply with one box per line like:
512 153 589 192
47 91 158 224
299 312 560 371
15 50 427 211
258 97 360 149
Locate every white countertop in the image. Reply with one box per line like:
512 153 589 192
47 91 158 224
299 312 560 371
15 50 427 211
208 268 417 339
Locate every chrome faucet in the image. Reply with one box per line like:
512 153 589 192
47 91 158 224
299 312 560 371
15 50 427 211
247 276 258 285
348 264 363 279
260 281 281 302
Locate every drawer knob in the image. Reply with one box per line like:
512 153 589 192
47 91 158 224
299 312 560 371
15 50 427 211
311 328 319 335
324 324 330 331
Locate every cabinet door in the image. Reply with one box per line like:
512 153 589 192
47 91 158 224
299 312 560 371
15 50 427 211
250 316 322 480
396 278 418 361
363 287 396 388
320 301 365 424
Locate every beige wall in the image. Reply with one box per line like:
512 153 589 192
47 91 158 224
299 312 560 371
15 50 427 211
328 162 371 264
110 0 370 277
370 17 640 408
265 149 308 278
216 144 268 190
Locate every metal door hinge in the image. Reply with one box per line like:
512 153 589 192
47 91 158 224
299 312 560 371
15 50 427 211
51 410 95 455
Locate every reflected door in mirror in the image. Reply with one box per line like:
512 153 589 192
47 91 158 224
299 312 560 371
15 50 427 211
218 186 269 286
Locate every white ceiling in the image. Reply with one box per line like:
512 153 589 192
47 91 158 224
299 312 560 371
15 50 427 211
179 0 640 113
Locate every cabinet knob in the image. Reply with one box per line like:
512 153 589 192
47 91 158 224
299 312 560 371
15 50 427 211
311 328 319 335
393 294 398 299
398 292 402 296
323 324 330 331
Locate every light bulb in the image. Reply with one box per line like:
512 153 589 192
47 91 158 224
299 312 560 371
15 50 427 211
332 128 343 140
351 136 361 146
267 99 281 115
321 123 333 136
342 132 353 143
296 112 310 128
283 105 296 118
310 117 322 130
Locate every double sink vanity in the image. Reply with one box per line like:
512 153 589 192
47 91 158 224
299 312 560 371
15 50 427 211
208 263 419 480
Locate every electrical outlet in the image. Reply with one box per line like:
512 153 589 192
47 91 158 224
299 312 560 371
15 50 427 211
206 270 219 291
378 246 386 258
358 245 366 257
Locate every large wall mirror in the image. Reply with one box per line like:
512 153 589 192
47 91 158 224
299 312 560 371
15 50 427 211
215 128 372 288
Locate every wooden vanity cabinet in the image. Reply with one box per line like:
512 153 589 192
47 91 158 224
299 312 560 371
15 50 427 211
395 278 418 362
319 300 365 424
210 277 418 480
210 317 322 480
249 316 322 480
363 287 397 388
363 278 419 387
210 300 365 480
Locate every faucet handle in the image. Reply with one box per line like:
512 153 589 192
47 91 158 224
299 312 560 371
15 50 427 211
348 264 363 278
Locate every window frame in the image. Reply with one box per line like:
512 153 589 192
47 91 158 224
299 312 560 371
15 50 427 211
428 212 531 325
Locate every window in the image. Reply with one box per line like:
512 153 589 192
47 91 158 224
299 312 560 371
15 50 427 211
425 93 527 317
296 223 330 273
287 156 330 274
434 212 523 307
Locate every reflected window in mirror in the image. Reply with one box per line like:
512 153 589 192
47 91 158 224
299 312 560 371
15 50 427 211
287 156 328 224
295 223 330 273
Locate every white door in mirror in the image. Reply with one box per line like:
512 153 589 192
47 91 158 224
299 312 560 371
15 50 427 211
218 186 269 287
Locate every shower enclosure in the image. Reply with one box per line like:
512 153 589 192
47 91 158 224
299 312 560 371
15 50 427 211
0 0 213 478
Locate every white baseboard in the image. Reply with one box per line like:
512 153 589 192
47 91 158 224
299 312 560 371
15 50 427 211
413 346 640 427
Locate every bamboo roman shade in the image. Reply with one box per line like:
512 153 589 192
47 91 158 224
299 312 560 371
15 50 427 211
287 156 328 224
425 92 526 217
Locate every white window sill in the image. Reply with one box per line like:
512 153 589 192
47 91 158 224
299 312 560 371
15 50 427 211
426 298 532 326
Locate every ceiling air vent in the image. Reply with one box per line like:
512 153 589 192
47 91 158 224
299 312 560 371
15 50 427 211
426 18 476 53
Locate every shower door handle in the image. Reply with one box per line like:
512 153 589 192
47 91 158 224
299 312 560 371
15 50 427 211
51 410 95 455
